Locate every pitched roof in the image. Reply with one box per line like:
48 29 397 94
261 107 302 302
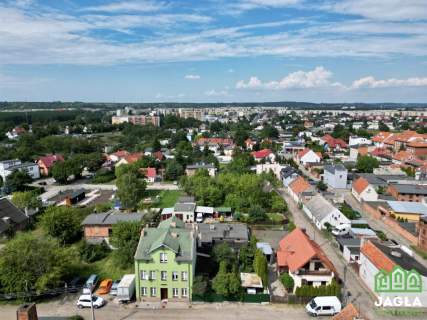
277 228 336 273
288 176 311 195
296 148 311 159
331 304 359 320
360 240 395 272
81 210 143 225
38 154 64 168
305 195 343 221
123 152 143 164
352 177 369 194
146 167 156 178
251 149 272 159
372 131 393 143
0 198 28 233
196 137 234 146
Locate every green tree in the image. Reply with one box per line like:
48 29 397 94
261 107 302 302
11 190 42 210
378 122 390 132
356 155 379 173
212 261 229 296
253 249 268 288
110 221 141 267
116 171 147 209
213 242 235 264
40 206 89 244
164 160 184 181
4 170 32 193
0 233 76 293
51 161 69 184
280 273 294 292
192 275 208 296
316 180 328 191
248 205 268 224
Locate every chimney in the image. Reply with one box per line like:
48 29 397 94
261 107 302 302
16 303 38 320
140 228 145 237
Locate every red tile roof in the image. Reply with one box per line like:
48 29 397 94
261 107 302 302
288 176 311 195
124 152 143 164
297 148 311 159
146 167 156 178
331 304 360 320
372 131 393 143
277 228 336 273
352 177 369 195
251 148 272 159
38 154 64 169
322 134 348 149
196 137 234 146
361 240 395 272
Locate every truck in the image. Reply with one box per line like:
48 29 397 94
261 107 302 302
116 274 135 302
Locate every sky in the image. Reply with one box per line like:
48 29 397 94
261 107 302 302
0 0 427 103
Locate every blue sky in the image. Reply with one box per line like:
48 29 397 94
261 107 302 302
0 0 427 103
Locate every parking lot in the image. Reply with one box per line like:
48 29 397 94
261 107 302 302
3 296 316 320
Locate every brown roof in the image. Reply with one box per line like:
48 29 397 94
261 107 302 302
289 176 311 195
277 228 336 274
352 177 369 195
332 304 360 320
360 240 395 272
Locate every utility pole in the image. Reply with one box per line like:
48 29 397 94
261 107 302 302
90 290 95 320
342 265 347 305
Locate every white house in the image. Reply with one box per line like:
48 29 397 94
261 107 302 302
303 195 350 230
295 148 321 166
349 136 372 146
352 177 378 202
323 164 348 189
255 163 284 180
0 159 40 181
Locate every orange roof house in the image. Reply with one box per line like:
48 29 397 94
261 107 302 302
37 154 64 176
331 304 360 320
288 176 311 198
360 240 395 273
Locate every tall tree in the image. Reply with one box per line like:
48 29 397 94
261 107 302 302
116 171 147 209
4 170 32 193
110 221 141 268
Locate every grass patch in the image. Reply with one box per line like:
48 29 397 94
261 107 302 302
411 245 427 260
267 212 285 224
157 190 183 208
83 254 133 281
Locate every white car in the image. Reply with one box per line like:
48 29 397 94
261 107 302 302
306 296 341 316
77 294 105 309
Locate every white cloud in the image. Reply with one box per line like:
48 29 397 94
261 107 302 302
227 0 300 14
321 0 427 21
236 66 336 90
352 76 427 89
185 74 201 80
205 89 229 96
82 1 166 13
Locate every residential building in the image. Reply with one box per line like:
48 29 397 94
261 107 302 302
386 201 427 222
323 164 348 189
82 210 143 244
351 177 378 202
419 216 427 251
251 149 276 163
112 115 160 127
287 176 314 203
321 134 348 151
303 195 350 230
196 223 249 250
280 166 299 187
0 198 29 236
277 228 336 292
161 197 197 223
387 184 427 202
37 154 64 176
134 216 196 302
359 239 427 302
0 159 40 181
140 167 157 183
115 152 143 167
295 148 321 166
5 127 26 140
336 237 361 263
348 136 371 146
185 163 217 177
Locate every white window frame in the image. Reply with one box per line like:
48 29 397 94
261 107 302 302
161 271 167 281
140 270 148 280
150 287 157 297
181 271 188 281
141 287 147 296
172 271 178 281
150 270 156 280
172 288 179 298
160 252 168 263
181 288 188 297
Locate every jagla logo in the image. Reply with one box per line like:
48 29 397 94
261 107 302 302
374 266 423 307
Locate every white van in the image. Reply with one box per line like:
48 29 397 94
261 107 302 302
332 224 350 236
306 296 341 316
196 213 203 223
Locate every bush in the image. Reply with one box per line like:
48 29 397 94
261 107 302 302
295 280 341 297
68 316 84 320
92 168 115 183
78 241 111 263
280 273 295 292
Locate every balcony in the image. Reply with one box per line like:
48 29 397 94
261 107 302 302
295 269 333 276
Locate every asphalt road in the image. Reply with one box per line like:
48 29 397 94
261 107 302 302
2 301 316 320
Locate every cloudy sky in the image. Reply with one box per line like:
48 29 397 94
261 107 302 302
1 0 427 103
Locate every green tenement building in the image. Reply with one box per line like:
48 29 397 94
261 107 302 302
134 216 196 302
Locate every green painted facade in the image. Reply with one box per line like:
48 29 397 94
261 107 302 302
134 216 196 302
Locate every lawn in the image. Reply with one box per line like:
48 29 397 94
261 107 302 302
87 255 133 281
157 190 183 208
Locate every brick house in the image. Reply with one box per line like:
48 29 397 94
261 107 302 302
37 154 64 176
419 216 427 251
387 184 427 202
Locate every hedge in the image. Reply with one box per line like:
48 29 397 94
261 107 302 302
192 293 270 303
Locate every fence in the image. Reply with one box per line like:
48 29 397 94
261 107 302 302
0 285 85 302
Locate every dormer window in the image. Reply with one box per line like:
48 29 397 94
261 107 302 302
160 253 168 263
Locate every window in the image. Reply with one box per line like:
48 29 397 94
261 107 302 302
141 287 147 296
140 271 148 280
181 288 188 297
172 272 178 281
173 288 179 297
160 253 168 263
150 271 156 280
161 271 167 281
150 287 157 297
181 271 188 281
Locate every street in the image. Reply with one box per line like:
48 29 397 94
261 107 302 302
2 299 315 320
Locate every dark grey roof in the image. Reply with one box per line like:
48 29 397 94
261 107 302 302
174 203 196 212
336 237 361 248
324 164 347 174
0 198 28 233
372 240 427 277
81 210 143 226
390 184 427 195
177 196 195 203
197 223 249 244
280 166 298 179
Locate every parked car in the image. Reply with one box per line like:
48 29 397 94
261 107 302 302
110 280 121 296
68 276 85 293
82 274 99 294
306 296 341 316
96 279 112 295
77 294 105 309
332 224 350 236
